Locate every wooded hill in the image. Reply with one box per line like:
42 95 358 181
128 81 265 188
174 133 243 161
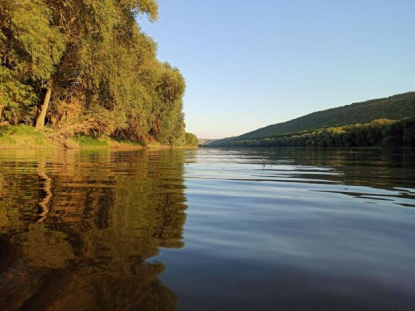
0 0 196 146
210 92 415 146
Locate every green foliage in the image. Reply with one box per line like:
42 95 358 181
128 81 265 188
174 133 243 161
70 135 146 149
0 0 65 122
217 118 415 148
0 124 53 147
185 133 199 146
0 0 189 146
71 135 108 148
213 92 415 145
0 66 36 123
0 0 66 80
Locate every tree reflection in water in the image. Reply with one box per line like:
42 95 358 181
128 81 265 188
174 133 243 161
0 150 187 311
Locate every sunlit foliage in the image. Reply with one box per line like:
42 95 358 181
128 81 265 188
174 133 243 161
215 92 415 145
0 0 191 146
185 133 199 146
218 117 415 148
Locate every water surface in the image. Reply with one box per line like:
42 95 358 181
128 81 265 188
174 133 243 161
0 148 414 311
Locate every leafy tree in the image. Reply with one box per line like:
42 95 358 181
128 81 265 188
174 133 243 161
185 133 199 147
0 0 66 125
0 0 190 146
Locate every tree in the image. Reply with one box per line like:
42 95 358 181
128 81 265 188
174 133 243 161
0 0 66 125
185 133 199 146
0 0 190 146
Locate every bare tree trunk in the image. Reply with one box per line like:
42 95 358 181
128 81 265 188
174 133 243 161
35 86 53 130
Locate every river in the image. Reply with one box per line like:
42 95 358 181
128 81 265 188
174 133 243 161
0 148 414 311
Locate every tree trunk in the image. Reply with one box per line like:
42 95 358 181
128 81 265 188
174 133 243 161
35 86 53 130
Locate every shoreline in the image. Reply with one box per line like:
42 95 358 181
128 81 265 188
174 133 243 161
0 143 199 151
0 125 198 151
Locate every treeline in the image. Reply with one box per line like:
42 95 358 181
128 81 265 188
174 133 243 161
218 118 415 148
0 0 195 146
213 92 415 144
185 133 199 147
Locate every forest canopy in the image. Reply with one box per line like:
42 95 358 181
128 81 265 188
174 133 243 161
219 92 415 144
214 117 415 148
0 0 192 146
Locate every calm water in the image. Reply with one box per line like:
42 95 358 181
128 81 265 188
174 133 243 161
0 148 415 311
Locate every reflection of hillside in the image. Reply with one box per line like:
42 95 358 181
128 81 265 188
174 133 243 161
251 148 415 191
0 150 187 311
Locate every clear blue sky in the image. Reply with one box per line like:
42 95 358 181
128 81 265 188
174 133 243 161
140 0 415 139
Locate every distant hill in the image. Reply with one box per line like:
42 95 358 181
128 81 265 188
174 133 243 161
198 139 218 146
210 92 415 146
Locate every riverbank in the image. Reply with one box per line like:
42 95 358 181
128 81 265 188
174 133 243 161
0 125 197 150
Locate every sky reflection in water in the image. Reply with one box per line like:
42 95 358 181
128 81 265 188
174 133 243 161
0 148 414 311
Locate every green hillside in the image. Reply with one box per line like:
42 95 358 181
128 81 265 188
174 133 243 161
211 92 415 145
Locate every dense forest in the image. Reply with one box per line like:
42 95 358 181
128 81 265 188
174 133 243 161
211 92 415 146
214 117 415 148
0 0 196 146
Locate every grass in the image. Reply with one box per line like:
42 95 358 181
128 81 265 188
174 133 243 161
71 136 109 148
109 138 146 149
0 125 58 149
70 135 146 150
0 125 188 150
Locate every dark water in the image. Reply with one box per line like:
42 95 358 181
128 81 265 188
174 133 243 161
0 148 414 311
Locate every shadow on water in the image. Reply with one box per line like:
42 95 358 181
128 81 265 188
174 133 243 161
0 149 187 311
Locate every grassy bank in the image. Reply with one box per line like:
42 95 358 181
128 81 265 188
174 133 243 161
0 125 145 150
70 136 146 150
0 125 59 149
0 125 198 150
